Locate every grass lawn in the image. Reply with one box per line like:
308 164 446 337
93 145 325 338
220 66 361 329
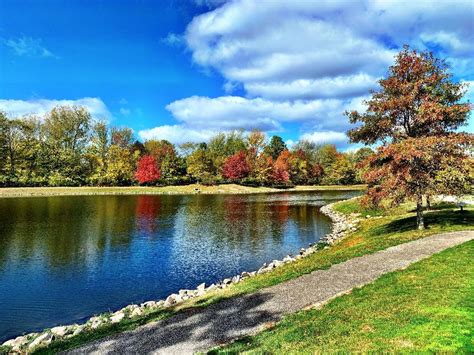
30 198 473 354
0 184 366 198
213 239 474 353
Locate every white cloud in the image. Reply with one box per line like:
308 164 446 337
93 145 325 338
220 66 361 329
147 0 470 146
161 33 184 47
0 97 112 121
245 74 379 100
167 95 368 132
138 125 217 144
3 37 57 58
119 107 131 116
300 131 348 146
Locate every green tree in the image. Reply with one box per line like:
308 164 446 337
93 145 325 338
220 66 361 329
86 121 110 185
42 105 91 185
186 147 215 183
104 145 135 185
264 135 287 160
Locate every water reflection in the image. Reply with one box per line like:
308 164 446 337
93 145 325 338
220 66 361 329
0 190 359 341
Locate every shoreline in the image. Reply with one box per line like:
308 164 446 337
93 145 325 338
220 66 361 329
1 198 359 353
0 184 366 198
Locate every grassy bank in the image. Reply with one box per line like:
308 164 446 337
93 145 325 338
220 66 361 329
30 198 473 354
0 184 366 198
214 239 474 353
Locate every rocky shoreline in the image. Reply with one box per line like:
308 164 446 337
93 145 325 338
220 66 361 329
2 199 361 354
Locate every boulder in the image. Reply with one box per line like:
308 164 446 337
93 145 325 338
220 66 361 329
130 307 143 318
51 326 68 337
197 282 206 292
110 312 125 323
3 335 29 351
29 332 53 350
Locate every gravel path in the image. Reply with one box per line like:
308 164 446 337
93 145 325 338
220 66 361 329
67 231 474 355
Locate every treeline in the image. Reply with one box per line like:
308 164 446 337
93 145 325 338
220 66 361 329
0 106 372 187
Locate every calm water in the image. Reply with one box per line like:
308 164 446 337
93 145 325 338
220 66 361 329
0 190 359 341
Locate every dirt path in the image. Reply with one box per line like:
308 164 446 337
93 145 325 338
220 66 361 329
67 231 474 354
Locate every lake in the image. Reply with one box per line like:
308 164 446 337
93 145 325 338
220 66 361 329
0 190 360 341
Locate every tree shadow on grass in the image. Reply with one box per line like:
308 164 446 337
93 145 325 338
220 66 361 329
369 209 473 237
66 291 278 354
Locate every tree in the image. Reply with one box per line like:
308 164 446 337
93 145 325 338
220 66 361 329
42 105 91 185
144 139 183 179
222 151 250 180
111 127 133 149
287 149 310 184
264 136 287 160
104 145 135 185
346 46 472 229
186 147 215 183
247 130 266 153
135 155 161 185
323 154 356 185
253 153 274 185
272 150 291 183
314 144 340 171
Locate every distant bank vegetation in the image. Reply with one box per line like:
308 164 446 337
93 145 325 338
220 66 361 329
0 108 371 188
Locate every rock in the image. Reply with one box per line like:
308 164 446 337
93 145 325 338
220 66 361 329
241 271 251 278
130 307 143 317
89 316 103 329
206 284 217 292
249 271 257 277
51 326 68 337
142 301 158 309
222 278 232 285
197 282 206 292
164 293 181 307
29 332 53 350
110 312 125 323
299 248 305 255
3 335 29 351
72 325 85 336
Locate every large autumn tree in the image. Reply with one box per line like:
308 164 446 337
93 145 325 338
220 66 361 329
347 46 472 230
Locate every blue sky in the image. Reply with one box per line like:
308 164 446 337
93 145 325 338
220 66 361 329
0 0 473 149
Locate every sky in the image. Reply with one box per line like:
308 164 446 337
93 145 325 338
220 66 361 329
0 0 473 150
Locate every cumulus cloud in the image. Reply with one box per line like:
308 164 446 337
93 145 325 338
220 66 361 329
300 131 348 146
166 95 368 132
3 37 57 58
245 74 379 100
138 125 217 144
145 0 472 145
0 97 112 121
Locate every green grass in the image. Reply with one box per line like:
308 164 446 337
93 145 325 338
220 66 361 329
34 199 473 354
213 239 474 353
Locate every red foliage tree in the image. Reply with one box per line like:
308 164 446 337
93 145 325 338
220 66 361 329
222 151 250 180
272 150 291 183
135 155 161 185
347 46 472 229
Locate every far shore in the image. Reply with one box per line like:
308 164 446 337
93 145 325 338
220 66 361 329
0 184 366 198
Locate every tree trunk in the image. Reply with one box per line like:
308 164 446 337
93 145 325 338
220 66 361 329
416 193 425 230
426 195 431 210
